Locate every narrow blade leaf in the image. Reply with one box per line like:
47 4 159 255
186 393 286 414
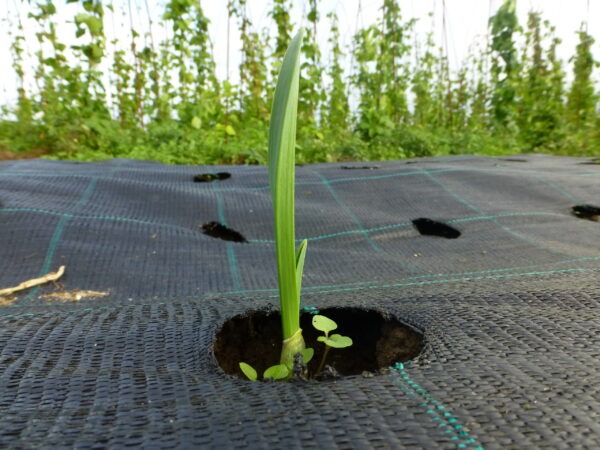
295 239 308 302
268 30 304 339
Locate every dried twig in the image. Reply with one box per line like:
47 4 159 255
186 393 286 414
43 289 108 302
0 266 66 297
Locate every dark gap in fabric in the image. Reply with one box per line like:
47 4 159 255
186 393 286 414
578 158 600 165
412 218 461 239
498 158 528 163
201 222 248 242
193 172 231 182
572 204 600 222
340 165 381 170
214 306 424 379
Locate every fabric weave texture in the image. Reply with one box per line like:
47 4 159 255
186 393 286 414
0 155 599 449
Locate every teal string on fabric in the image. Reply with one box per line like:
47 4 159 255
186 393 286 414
391 362 484 450
215 190 242 291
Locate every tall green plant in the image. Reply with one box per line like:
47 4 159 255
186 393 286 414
489 0 520 128
517 12 565 151
267 30 308 368
567 27 596 127
323 11 349 133
298 0 323 134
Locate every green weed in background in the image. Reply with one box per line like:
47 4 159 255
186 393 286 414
1 0 599 163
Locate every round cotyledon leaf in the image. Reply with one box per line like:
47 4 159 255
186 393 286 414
301 347 314 364
239 362 257 381
318 334 353 349
263 364 290 380
312 315 337 334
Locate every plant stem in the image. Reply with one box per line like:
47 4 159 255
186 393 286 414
280 328 306 367
316 346 330 375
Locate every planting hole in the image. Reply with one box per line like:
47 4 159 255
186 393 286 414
340 165 381 170
572 204 600 222
201 222 248 242
498 157 528 163
194 172 231 182
214 307 424 380
412 218 461 239
578 158 600 165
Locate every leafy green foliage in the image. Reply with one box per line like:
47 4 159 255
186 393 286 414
2 0 599 162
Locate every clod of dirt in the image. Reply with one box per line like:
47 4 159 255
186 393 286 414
572 204 600 222
194 172 231 182
340 165 381 170
213 307 424 380
201 221 248 243
412 218 461 239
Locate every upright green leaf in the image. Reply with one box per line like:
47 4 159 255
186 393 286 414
268 30 303 340
295 239 308 301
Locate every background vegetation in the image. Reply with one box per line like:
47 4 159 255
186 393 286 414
1 0 599 165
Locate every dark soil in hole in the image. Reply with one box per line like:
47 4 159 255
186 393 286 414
340 165 381 170
572 204 600 222
412 218 461 239
498 157 528 163
193 172 231 182
214 307 424 380
201 222 248 242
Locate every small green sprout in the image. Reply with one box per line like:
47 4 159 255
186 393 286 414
313 315 353 374
239 362 258 381
239 348 314 382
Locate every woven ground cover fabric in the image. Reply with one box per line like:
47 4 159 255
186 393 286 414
0 155 599 449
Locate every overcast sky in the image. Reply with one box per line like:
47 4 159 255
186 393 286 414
1 0 598 107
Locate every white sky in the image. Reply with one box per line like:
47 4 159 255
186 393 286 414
1 0 598 108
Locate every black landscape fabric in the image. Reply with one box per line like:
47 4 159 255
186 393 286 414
0 155 599 449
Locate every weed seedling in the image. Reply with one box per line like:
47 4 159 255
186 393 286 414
312 315 353 374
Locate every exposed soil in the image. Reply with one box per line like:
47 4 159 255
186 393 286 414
201 222 248 242
340 165 381 170
498 157 528 163
214 307 424 380
193 172 231 182
412 217 461 239
572 204 600 222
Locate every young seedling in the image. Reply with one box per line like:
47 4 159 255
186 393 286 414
240 348 314 382
238 33 355 383
312 315 353 375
